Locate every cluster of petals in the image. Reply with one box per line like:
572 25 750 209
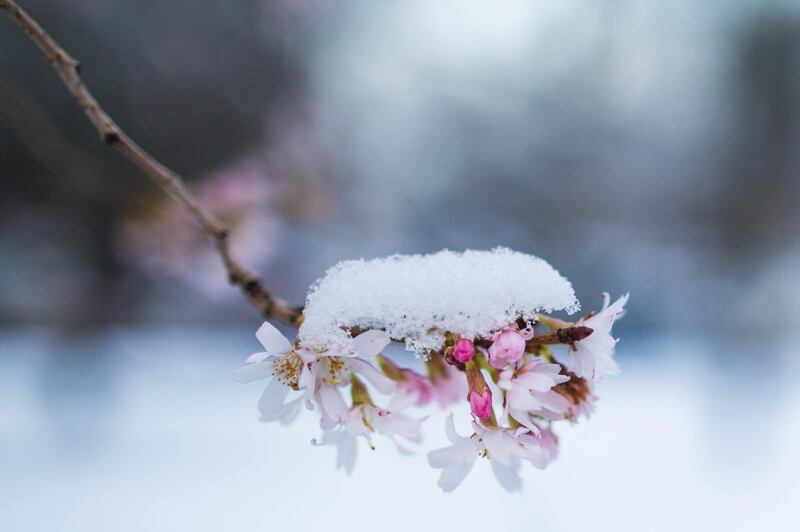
427 414 557 492
569 293 629 381
234 293 628 492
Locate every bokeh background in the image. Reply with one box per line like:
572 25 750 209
2 1 799 530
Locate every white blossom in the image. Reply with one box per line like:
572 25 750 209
569 293 629 381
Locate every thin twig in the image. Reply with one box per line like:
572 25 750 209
526 326 594 349
0 0 303 327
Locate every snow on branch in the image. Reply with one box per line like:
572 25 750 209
300 248 580 353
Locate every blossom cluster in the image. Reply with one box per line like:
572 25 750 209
235 293 628 491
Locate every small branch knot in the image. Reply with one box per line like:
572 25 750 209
555 326 593 344
102 130 119 144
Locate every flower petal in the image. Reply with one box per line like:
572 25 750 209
428 440 476 468
437 461 476 493
257 378 290 418
347 358 395 394
232 360 274 383
515 372 559 392
535 391 571 415
508 408 541 435
481 429 516 467
351 330 391 357
318 385 349 423
255 321 292 353
376 412 425 441
245 352 271 364
444 412 469 445
491 459 523 492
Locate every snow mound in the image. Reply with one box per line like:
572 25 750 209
299 248 580 354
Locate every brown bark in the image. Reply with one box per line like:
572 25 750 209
0 0 303 326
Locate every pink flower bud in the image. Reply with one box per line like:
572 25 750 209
487 329 526 368
469 388 493 420
452 338 475 363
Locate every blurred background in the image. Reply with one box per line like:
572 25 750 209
1 1 799 530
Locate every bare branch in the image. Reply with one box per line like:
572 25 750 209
0 0 303 327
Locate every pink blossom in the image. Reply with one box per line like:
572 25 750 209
314 384 426 474
487 329 526 368
232 322 316 421
570 293 629 381
452 338 475 363
427 415 554 492
469 388 493 420
527 425 558 461
498 358 571 427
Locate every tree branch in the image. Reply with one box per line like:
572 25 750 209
0 0 303 327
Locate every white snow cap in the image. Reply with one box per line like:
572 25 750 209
299 248 580 354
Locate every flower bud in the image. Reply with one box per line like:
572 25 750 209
452 338 475 363
465 359 493 421
468 388 493 420
487 329 526 368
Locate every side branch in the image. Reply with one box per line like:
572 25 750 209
0 0 303 326
525 326 593 349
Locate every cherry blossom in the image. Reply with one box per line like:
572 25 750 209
569 293 629 381
314 377 426 472
232 255 628 492
498 358 571 427
234 322 394 421
427 414 554 492
233 321 316 421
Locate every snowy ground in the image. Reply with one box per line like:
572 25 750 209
1 327 798 532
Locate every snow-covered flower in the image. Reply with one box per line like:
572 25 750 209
234 323 394 422
487 328 527 368
427 414 554 492
452 338 475 363
498 358 571 427
233 253 628 491
569 293 629 381
312 330 396 394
